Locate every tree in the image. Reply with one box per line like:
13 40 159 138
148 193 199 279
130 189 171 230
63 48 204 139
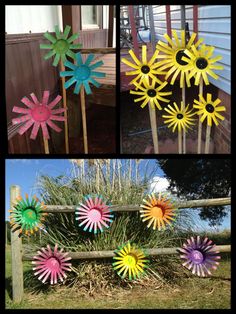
158 159 231 226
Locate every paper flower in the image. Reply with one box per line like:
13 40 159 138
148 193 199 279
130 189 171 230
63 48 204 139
112 242 149 280
178 236 221 277
60 53 106 95
193 93 225 126
12 91 65 140
9 194 48 236
130 79 172 110
140 193 177 230
182 44 224 85
75 195 113 233
121 45 166 85
40 25 82 66
162 102 196 132
156 30 203 87
32 244 72 284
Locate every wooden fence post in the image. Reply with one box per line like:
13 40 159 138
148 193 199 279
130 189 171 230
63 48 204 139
10 185 24 303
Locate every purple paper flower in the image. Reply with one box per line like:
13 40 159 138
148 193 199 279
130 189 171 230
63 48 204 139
178 236 221 277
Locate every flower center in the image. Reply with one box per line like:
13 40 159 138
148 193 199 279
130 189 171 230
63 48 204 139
88 208 102 222
123 254 137 267
53 39 69 53
147 89 157 97
177 113 184 120
175 49 189 66
205 103 215 113
141 65 150 74
196 57 208 69
31 104 51 122
150 206 163 218
23 208 37 222
46 257 60 271
74 65 91 81
190 250 204 264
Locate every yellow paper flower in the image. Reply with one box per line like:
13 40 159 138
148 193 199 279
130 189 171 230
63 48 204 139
193 93 225 126
130 79 172 110
121 45 166 85
112 242 149 280
182 44 224 85
155 30 203 87
162 102 196 132
140 193 177 230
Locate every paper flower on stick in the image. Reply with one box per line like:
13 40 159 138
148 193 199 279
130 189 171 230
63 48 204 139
178 236 221 277
140 193 177 230
75 195 113 233
121 45 166 85
156 30 203 87
162 102 196 132
40 25 82 66
193 93 225 126
130 79 172 110
60 53 106 95
32 244 72 284
12 91 65 140
182 44 224 85
112 242 149 280
9 194 48 236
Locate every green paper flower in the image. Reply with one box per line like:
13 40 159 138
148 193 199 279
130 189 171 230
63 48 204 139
40 25 82 66
9 194 48 236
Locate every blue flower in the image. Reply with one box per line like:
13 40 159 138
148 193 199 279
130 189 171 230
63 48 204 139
60 53 106 95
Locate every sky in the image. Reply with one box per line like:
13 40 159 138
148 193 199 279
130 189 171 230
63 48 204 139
5 159 230 231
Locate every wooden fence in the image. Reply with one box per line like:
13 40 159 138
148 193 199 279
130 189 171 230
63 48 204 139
10 185 231 303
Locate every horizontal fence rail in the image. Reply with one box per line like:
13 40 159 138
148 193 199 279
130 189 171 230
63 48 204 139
22 245 231 261
44 197 231 213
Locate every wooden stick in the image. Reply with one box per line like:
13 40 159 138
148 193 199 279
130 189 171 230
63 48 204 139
60 60 69 154
43 137 49 154
178 129 182 154
205 124 211 154
23 244 231 261
80 85 88 154
43 197 231 213
10 185 24 303
197 76 203 154
148 103 159 153
182 83 186 153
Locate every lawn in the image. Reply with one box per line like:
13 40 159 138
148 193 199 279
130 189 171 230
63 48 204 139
5 245 231 309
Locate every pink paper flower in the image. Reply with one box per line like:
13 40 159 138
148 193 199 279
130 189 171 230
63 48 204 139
32 244 72 284
75 195 114 233
12 91 66 139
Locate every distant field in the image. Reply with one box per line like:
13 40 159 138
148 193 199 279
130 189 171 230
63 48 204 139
5 240 231 309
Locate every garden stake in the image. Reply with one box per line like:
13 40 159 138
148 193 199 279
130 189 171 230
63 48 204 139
60 60 69 154
204 124 211 154
197 76 203 154
148 103 159 153
80 85 88 154
43 137 49 154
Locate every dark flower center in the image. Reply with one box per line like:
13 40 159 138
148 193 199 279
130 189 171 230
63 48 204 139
175 50 189 66
196 57 208 69
141 65 150 74
147 89 157 97
205 103 214 113
177 113 184 120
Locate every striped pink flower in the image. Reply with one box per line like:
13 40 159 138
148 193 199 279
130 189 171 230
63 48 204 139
32 244 72 284
75 195 114 233
12 91 66 139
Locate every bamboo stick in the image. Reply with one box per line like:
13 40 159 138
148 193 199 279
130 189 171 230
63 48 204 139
43 137 49 154
178 129 182 154
148 103 159 153
60 60 69 154
80 85 88 154
205 124 211 154
42 197 231 213
22 244 231 261
197 76 203 154
182 83 186 153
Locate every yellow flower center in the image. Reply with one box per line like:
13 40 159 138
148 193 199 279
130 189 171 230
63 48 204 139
150 206 163 218
123 254 137 267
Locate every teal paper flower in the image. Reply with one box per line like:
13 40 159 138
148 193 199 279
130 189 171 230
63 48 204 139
40 25 82 66
60 52 106 95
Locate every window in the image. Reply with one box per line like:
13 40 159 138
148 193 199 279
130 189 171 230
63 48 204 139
81 5 102 30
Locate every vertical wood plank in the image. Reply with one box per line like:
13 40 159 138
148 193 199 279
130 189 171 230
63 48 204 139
10 185 24 303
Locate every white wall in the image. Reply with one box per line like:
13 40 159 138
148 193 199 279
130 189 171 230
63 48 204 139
5 5 62 34
152 5 231 95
